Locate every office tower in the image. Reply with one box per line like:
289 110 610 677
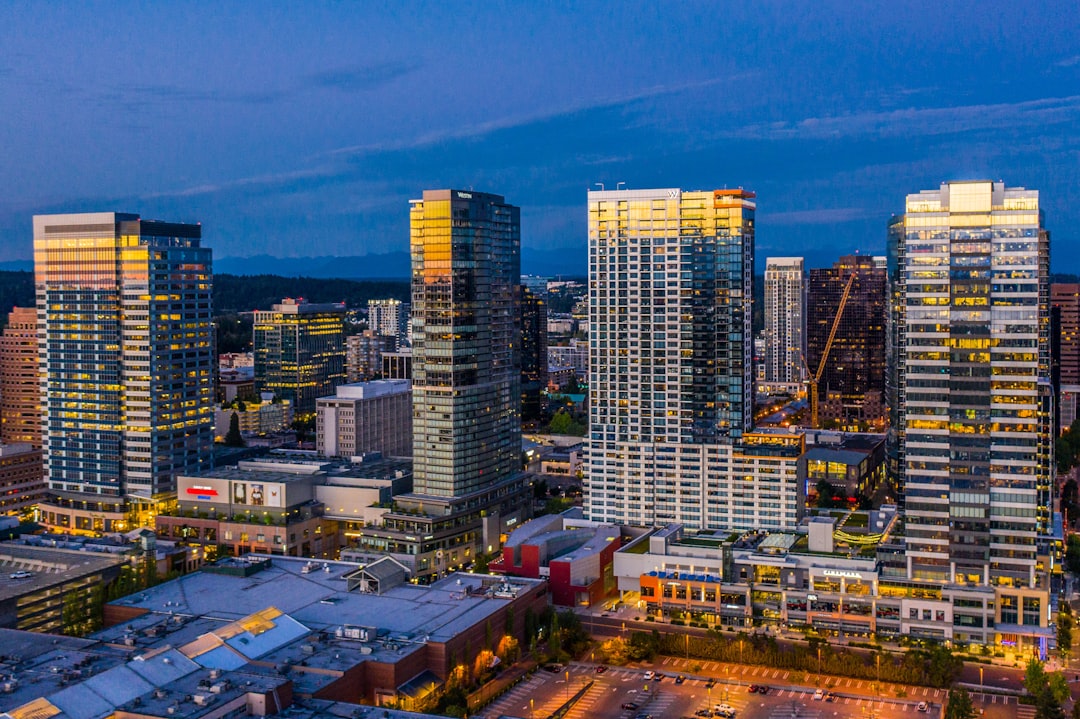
34 212 213 533
253 298 346 413
519 285 549 421
368 298 409 351
317 379 412 458
345 331 384 383
585 188 800 531
0 307 40 446
763 257 805 385
409 189 521 497
1052 284 1080 386
888 181 1052 597
806 255 887 429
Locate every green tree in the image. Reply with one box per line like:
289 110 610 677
1026 656 1049 696
547 409 585 436
1035 684 1066 719
1058 607 1073 660
224 412 245 447
944 688 976 719
1048 672 1070 705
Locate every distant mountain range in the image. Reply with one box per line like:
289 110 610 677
212 246 585 279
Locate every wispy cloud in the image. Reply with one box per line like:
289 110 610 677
324 75 748 159
1056 55 1080 68
762 207 876 225
720 95 1080 141
305 60 422 92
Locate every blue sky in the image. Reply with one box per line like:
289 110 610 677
0 1 1078 271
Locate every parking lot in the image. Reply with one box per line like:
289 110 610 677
483 661 950 719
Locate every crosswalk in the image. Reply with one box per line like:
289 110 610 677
969 691 1018 705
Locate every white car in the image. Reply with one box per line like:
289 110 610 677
917 702 930 713
9 571 32 580
812 689 825 701
643 671 655 680
713 705 736 719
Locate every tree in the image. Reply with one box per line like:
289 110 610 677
1035 684 1066 719
1048 671 1071 705
224 412 245 447
944 688 976 719
1026 656 1049 696
1058 607 1073 660
1071 699 1080 719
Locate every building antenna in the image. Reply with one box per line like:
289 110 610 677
594 183 605 191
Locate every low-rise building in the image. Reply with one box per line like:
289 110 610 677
317 380 412 458
0 544 124 632
491 511 620 606
612 510 1053 657
215 393 294 439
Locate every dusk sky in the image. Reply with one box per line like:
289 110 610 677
1 1 1078 272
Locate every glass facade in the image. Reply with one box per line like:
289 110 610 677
253 299 346 413
887 181 1052 587
585 188 757 528
409 190 521 498
34 212 214 524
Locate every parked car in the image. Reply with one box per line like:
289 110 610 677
643 671 655 681
675 675 686 685
622 702 640 710
542 663 564 673
917 702 930 713
812 689 825 701
713 705 736 719
748 685 758 693
596 665 608 674
756 685 769 695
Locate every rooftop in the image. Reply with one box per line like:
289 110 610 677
0 544 125 603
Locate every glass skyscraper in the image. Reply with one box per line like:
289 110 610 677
888 181 1053 589
34 212 213 533
409 189 521 498
585 188 799 531
253 298 346 413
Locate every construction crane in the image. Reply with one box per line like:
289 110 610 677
804 272 858 429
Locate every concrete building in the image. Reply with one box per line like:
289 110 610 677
886 181 1054 652
346 330 384 382
254 298 346 413
317 380 412 458
1053 283 1080 387
34 212 214 534
214 394 294 439
491 512 620 607
0 443 45 516
763 257 805 384
216 364 256 404
806 255 888 430
0 307 40 447
585 188 757 530
156 455 411 559
547 340 587 380
0 543 124 632
98 556 547 706
802 432 887 503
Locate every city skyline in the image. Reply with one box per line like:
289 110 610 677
0 2 1077 271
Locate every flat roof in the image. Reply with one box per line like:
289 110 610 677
0 544 125 603
106 555 542 645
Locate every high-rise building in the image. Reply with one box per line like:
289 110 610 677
345 331 384 383
34 212 213 533
253 298 346 413
806 255 888 429
887 181 1053 606
763 257 805 385
0 307 40 446
1052 284 1080 386
585 188 799 530
367 298 409 351
317 379 412 458
519 285 548 421
409 189 521 498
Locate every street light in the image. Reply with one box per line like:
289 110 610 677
979 666 984 689
565 670 570 701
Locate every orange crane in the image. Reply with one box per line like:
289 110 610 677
804 272 857 429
